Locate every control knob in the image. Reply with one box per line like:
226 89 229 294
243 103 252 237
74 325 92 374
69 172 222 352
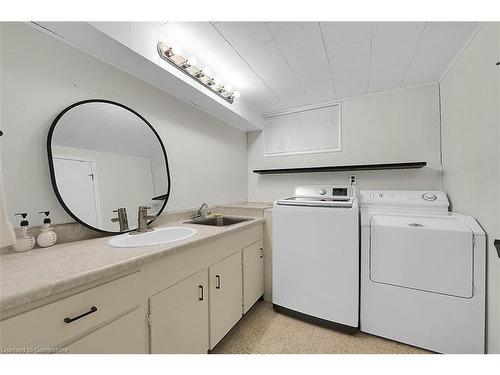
422 192 437 201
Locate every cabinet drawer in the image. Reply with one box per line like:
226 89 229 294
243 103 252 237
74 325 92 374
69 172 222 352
62 306 148 354
0 271 143 350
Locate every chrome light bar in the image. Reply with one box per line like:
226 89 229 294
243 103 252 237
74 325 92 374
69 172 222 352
157 41 240 104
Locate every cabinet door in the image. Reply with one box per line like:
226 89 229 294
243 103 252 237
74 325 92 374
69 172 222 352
149 269 209 354
209 251 243 349
63 306 148 354
242 241 264 314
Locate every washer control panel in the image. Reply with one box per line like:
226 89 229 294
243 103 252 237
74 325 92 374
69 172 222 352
294 185 355 198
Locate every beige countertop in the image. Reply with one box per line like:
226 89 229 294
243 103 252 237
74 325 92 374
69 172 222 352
0 217 265 314
215 202 273 210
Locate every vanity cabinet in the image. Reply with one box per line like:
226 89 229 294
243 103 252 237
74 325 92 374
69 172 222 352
149 269 209 354
1 223 265 354
0 271 147 354
209 251 243 349
242 241 264 314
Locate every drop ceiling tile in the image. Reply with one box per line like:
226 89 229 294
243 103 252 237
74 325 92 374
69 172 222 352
369 67 408 93
368 22 425 92
403 43 458 86
266 22 323 46
213 22 273 51
228 39 308 108
280 40 337 102
213 21 309 105
417 22 480 49
319 22 372 50
271 81 310 108
370 22 425 70
404 22 480 86
327 39 372 98
267 23 337 103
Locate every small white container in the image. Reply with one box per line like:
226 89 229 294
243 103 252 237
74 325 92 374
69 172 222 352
37 211 57 248
12 213 36 252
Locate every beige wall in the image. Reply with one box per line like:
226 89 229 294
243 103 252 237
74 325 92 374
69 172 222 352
1 23 247 226
248 84 442 202
440 22 500 353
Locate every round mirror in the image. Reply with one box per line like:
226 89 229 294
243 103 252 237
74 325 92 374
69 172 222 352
47 99 170 234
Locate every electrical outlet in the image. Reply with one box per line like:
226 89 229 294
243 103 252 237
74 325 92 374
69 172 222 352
349 175 357 186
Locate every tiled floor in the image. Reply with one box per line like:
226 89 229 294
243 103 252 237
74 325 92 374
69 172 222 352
211 301 429 354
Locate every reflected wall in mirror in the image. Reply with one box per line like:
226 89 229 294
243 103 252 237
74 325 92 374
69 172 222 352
48 100 170 233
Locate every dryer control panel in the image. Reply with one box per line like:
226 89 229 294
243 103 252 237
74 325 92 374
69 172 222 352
359 190 449 209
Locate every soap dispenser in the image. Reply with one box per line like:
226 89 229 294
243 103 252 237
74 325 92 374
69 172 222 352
37 211 57 248
12 213 36 252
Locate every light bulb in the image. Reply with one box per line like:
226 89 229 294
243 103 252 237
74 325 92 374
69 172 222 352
201 67 212 76
170 45 182 56
225 85 233 93
187 56 197 67
213 76 222 85
232 91 241 98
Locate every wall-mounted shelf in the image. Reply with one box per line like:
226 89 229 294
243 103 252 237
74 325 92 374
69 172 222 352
253 161 427 175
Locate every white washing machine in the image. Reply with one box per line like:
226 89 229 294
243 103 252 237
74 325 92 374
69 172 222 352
359 190 486 353
273 185 359 330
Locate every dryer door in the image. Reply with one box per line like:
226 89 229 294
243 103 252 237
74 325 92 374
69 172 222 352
370 215 474 298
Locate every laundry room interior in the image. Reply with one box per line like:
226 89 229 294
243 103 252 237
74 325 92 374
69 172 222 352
1 2 499 365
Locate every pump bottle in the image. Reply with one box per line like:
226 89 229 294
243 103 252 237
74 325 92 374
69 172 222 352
37 211 57 247
12 213 36 252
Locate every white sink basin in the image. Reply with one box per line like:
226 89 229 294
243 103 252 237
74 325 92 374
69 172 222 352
108 226 198 248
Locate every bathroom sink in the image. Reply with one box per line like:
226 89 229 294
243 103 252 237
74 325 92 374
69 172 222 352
108 226 198 248
185 216 252 227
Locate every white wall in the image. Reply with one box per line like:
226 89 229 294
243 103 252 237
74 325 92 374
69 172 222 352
1 22 247 227
440 22 500 353
248 84 442 202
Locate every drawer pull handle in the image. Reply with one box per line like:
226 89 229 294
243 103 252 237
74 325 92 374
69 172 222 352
216 275 221 289
198 285 204 301
260 247 264 258
64 306 97 324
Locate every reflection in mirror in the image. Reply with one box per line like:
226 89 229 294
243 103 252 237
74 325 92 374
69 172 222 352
48 100 170 233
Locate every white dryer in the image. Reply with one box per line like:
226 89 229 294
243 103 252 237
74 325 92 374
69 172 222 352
359 190 486 353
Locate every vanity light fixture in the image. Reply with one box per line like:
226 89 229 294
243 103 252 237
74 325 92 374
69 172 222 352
195 66 211 78
157 41 239 104
165 45 182 57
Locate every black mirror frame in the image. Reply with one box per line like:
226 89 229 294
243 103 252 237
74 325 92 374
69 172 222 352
47 99 171 235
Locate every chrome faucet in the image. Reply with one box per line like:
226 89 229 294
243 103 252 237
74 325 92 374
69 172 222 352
193 202 211 220
111 208 129 232
130 206 158 235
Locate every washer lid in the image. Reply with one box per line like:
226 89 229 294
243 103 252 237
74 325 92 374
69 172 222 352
276 196 354 208
370 215 474 298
